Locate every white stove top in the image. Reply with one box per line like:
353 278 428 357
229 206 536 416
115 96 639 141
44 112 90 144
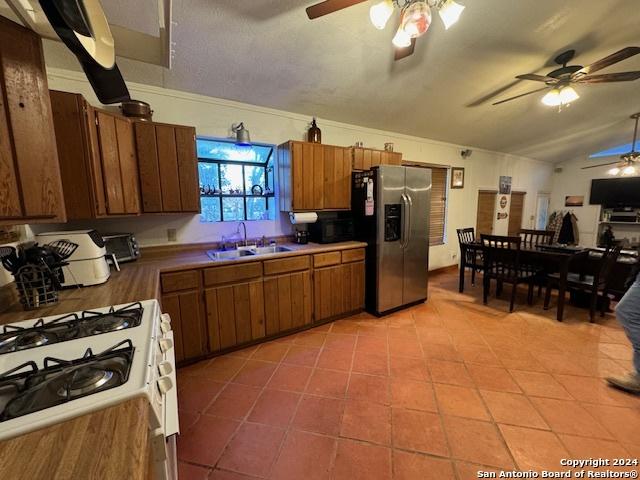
0 299 163 441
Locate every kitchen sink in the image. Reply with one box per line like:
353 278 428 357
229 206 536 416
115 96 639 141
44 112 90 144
207 248 256 260
207 245 292 261
252 245 293 255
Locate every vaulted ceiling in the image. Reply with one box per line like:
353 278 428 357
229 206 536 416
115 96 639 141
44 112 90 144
7 0 640 163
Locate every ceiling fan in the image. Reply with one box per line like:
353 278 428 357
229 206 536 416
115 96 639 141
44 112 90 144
582 113 640 176
493 47 640 108
305 0 465 60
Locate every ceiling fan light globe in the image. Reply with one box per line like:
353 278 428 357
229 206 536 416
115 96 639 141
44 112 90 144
622 165 636 176
438 0 465 29
607 167 621 176
541 88 561 106
370 0 395 29
559 85 579 104
392 27 412 48
401 1 432 38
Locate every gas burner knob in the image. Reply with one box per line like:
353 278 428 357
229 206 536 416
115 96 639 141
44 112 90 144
160 321 172 333
158 361 173 376
161 313 172 324
158 338 173 353
157 376 173 394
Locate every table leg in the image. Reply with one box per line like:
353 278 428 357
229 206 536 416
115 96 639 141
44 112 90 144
556 260 569 322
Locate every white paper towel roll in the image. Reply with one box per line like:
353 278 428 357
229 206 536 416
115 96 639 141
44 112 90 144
289 212 318 224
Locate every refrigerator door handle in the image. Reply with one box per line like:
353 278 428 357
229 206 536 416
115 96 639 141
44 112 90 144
406 193 413 246
400 193 409 249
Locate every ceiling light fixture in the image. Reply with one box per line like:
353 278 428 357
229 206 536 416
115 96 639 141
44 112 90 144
607 167 621 175
622 164 637 176
541 85 579 109
370 0 395 29
232 122 251 146
437 0 465 29
401 1 432 38
392 25 412 47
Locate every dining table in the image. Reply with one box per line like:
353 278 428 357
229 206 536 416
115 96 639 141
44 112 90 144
460 242 591 321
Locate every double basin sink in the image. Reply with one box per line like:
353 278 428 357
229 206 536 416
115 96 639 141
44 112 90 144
207 245 292 261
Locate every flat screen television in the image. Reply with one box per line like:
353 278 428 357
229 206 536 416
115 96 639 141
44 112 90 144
590 177 640 206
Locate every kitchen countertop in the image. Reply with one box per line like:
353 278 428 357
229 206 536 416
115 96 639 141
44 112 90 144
0 240 366 480
0 240 367 324
0 397 150 480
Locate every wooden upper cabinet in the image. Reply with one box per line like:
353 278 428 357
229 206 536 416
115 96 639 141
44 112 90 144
50 90 140 219
0 17 65 224
278 141 351 212
352 147 402 171
134 122 199 213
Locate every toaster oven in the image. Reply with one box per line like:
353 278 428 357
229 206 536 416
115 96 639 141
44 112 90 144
103 233 140 263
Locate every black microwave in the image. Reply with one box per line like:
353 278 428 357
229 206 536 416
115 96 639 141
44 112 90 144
309 218 354 244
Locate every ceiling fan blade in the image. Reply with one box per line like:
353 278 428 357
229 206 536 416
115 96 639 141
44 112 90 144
492 86 549 106
306 0 368 19
394 38 416 61
581 161 621 170
572 46 640 78
576 71 640 83
515 73 558 83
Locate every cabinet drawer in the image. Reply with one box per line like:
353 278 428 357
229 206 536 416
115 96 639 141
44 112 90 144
263 255 310 276
204 262 263 287
342 248 365 263
161 270 200 293
313 251 341 268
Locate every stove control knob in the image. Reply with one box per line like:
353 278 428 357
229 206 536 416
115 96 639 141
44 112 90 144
158 361 173 376
160 321 172 334
161 313 172 324
157 376 173 394
158 338 173 353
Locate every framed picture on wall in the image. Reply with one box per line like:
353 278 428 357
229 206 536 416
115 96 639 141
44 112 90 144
451 167 465 189
565 195 584 207
499 176 512 194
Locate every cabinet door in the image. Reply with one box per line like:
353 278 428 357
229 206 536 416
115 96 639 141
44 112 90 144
134 122 163 213
162 290 208 363
114 117 140 214
343 261 365 312
314 265 345 322
205 280 265 350
175 126 200 212
95 111 125 214
322 146 351 210
156 125 182 212
264 271 312 335
292 142 324 211
0 17 64 220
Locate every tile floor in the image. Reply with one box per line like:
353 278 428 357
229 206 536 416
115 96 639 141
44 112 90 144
176 269 639 479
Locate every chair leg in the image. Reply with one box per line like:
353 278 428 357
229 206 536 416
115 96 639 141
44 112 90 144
471 267 476 286
527 281 534 305
459 265 465 293
544 283 552 310
483 277 489 305
497 280 503 298
509 283 517 313
537 283 542 297
600 290 608 317
589 288 598 323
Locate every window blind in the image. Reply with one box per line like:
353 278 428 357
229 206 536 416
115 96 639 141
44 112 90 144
429 167 448 246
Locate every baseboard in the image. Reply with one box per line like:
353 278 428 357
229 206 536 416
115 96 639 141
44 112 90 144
430 265 458 275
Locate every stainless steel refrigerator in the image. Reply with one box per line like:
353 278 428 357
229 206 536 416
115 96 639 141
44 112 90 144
352 165 431 316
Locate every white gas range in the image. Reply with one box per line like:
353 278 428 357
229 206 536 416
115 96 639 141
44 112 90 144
0 299 178 480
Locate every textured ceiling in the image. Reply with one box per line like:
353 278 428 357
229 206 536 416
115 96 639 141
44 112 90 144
29 0 640 162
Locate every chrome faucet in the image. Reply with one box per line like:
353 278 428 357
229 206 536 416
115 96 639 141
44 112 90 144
237 222 247 247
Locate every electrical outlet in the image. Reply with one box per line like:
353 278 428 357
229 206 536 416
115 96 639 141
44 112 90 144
167 228 177 242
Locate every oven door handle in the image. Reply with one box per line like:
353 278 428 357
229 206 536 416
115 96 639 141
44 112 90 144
163 330 180 437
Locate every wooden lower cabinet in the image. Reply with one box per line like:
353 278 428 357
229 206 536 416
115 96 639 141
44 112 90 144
161 290 207 363
264 271 313 335
314 261 365 322
205 280 265 351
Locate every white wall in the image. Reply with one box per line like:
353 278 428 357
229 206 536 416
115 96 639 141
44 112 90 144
34 68 553 271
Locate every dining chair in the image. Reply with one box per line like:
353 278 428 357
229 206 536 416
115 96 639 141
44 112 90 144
544 246 622 322
456 228 483 293
519 229 555 248
481 234 537 312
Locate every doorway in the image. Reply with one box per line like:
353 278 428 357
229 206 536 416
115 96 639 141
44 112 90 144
476 190 497 235
508 191 526 235
535 193 550 230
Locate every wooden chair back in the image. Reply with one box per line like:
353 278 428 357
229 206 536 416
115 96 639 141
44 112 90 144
519 229 554 248
481 234 522 280
457 228 479 267
594 246 622 288
456 228 475 245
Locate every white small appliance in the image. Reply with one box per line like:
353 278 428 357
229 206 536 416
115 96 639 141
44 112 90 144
35 230 110 287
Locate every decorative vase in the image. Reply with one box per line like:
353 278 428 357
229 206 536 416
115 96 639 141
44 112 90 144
308 117 322 144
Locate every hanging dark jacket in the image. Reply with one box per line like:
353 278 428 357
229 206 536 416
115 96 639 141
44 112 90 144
557 212 575 245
